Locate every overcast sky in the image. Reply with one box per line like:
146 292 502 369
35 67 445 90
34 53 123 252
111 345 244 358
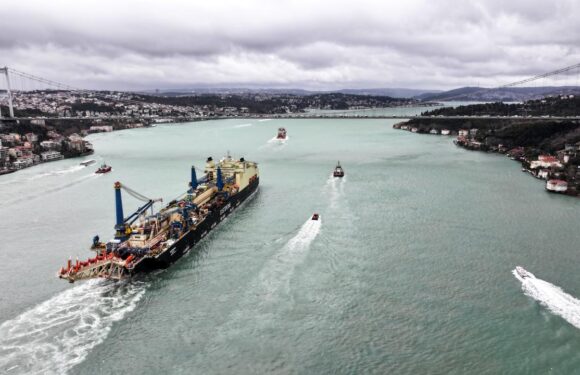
1 0 580 91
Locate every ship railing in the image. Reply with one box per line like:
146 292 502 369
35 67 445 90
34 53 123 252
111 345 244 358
61 258 127 283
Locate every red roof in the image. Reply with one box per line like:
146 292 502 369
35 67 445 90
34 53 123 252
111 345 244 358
548 179 567 185
539 155 558 162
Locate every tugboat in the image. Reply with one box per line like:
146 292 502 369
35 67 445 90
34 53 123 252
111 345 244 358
58 155 259 283
96 163 112 174
311 213 320 221
277 127 287 140
333 162 345 178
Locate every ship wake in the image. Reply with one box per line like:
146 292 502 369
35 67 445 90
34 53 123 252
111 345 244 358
256 216 321 300
0 280 148 374
207 217 322 362
3 173 100 208
324 174 347 209
29 165 86 180
513 267 580 329
267 136 289 144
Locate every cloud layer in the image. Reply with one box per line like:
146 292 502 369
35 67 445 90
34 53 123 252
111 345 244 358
2 0 580 90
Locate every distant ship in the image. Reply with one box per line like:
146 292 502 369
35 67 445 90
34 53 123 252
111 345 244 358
80 159 96 167
333 162 344 178
96 163 112 174
277 127 287 140
58 154 259 283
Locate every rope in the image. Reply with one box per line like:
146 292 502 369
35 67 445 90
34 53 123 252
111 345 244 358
429 62 580 101
6 67 165 108
120 184 162 203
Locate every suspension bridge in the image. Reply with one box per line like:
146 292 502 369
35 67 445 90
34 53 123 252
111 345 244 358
2 63 580 121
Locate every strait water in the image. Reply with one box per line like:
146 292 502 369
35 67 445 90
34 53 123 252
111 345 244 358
0 112 580 374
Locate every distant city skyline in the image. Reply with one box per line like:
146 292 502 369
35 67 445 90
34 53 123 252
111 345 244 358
2 0 580 91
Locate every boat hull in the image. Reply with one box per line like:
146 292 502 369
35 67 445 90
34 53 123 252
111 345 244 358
129 177 259 274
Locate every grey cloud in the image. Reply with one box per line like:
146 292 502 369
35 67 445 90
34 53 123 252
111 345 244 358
1 0 579 90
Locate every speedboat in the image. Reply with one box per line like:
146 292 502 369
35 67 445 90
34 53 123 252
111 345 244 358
515 266 533 279
333 162 344 178
311 213 319 221
96 163 112 174
277 127 287 140
80 159 96 167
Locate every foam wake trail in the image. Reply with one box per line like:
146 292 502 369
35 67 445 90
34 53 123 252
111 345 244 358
0 280 148 375
200 216 324 372
233 123 252 128
257 118 272 122
3 173 99 208
29 165 85 181
324 174 346 209
267 136 289 144
513 267 580 329
256 217 321 300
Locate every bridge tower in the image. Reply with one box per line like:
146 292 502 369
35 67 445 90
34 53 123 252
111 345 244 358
0 66 14 118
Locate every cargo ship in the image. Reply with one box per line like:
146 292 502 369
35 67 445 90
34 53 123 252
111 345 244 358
58 154 259 283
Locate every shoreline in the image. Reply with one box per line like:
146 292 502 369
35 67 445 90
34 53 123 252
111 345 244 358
393 121 580 198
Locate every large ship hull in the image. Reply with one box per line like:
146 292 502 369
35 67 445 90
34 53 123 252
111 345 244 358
129 177 259 274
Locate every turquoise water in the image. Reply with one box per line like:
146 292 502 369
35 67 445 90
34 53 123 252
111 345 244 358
1 113 580 374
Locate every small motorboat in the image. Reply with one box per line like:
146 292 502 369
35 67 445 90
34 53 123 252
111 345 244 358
311 213 319 221
333 162 344 178
96 163 112 174
515 266 533 279
277 127 287 140
80 159 96 166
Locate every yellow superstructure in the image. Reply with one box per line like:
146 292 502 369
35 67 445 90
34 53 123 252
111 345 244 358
205 155 259 191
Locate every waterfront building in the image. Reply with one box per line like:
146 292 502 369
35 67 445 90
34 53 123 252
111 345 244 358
538 169 550 179
546 179 568 193
25 133 39 142
41 151 64 162
530 155 562 169
40 140 61 150
89 125 114 133
30 119 45 126
13 157 34 169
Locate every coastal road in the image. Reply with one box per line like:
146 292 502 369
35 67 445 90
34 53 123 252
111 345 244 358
3 115 580 121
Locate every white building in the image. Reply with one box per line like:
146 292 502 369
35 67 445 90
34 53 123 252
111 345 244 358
40 140 61 150
13 158 34 169
546 179 568 193
89 125 114 133
538 169 550 179
41 151 64 162
441 129 450 135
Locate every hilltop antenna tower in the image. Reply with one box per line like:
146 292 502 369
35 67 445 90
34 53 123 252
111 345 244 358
0 66 14 118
